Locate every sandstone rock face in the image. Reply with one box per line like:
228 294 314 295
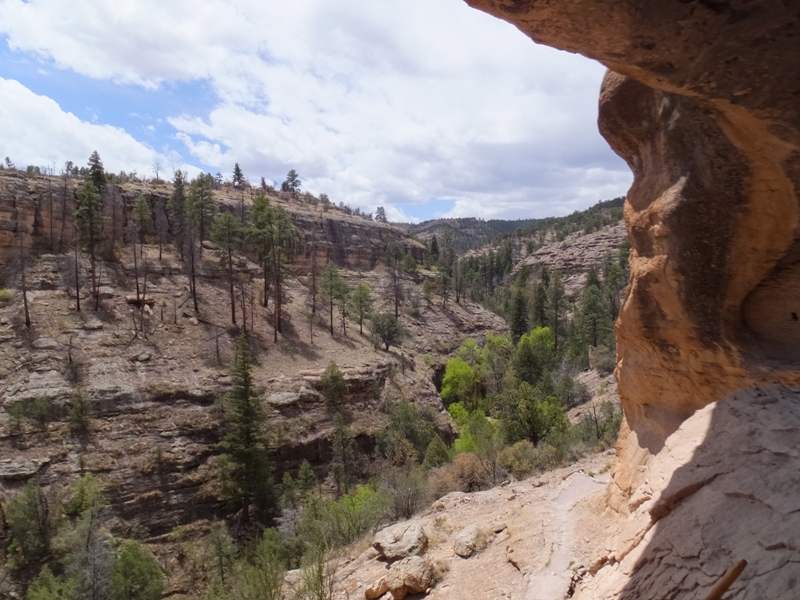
465 0 800 494
373 522 428 561
575 386 800 599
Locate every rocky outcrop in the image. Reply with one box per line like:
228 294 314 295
575 386 800 599
465 0 800 491
373 522 428 561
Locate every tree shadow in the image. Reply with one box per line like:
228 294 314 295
609 385 800 599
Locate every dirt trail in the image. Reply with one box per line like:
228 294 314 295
525 473 606 599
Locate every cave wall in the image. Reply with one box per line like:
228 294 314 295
465 0 800 498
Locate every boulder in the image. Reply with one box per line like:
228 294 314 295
365 577 389 600
384 556 433 600
373 522 427 561
453 524 480 558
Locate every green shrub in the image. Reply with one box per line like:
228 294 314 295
422 435 450 470
319 361 347 402
67 391 91 434
428 453 492 498
0 288 13 305
27 397 55 430
110 541 164 600
498 440 537 480
298 485 387 550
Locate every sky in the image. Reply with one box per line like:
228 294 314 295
0 0 632 223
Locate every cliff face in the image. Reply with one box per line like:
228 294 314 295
0 172 425 287
466 0 800 476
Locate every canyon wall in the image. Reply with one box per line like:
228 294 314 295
466 0 800 492
0 171 425 287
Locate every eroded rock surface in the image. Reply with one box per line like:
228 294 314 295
465 0 800 493
575 386 800 599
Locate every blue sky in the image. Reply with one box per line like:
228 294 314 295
0 0 631 223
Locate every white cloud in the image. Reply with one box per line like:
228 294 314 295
0 77 193 175
0 0 632 219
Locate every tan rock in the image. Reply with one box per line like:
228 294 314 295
365 577 388 600
467 0 800 504
384 556 433 600
373 522 427 560
453 524 479 558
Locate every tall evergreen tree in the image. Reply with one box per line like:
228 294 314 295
375 206 387 222
232 163 246 221
75 180 103 309
218 335 275 523
320 262 345 336
87 151 106 194
168 170 188 260
187 173 216 255
349 282 372 335
212 212 244 326
508 286 529 344
250 194 292 341
548 270 565 353
282 169 301 195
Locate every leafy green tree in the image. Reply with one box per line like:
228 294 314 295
508 286 529 344
187 173 216 255
212 212 244 326
440 356 480 410
514 326 555 386
218 335 275 522
480 333 514 394
109 542 163 600
349 282 372 335
335 279 350 337
319 262 345 336
75 180 103 309
319 361 347 402
369 312 402 351
401 252 417 274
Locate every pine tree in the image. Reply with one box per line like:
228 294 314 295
212 212 244 326
232 163 246 221
331 413 356 494
429 235 440 266
218 335 275 522
375 206 387 222
75 180 104 309
508 286 529 343
349 282 372 335
187 173 216 255
109 542 163 600
250 194 292 341
283 170 301 195
320 262 345 336
296 459 318 498
548 270 565 353
87 151 105 194
168 170 188 260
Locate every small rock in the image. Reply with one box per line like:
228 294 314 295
453 524 480 558
32 338 59 350
137 353 151 362
365 577 389 600
189 317 199 326
82 321 103 331
98 286 115 298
